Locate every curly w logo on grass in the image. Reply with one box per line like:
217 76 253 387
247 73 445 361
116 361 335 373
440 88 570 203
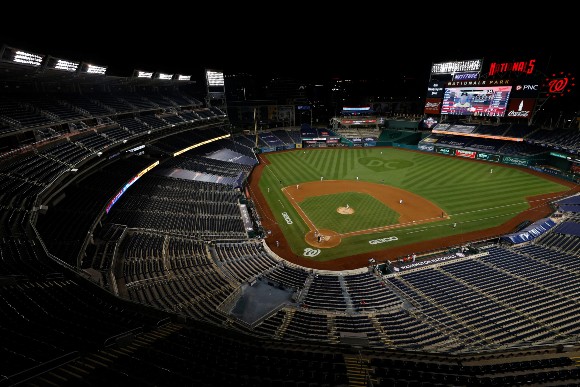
303 248 321 257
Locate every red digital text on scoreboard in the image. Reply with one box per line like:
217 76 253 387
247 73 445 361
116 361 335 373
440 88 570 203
488 59 536 76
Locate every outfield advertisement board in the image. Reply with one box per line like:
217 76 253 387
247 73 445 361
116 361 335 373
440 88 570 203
476 152 501 162
502 156 529 166
429 146 530 167
435 146 455 156
455 149 476 159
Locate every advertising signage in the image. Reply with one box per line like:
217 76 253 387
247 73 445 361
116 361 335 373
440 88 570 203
426 80 445 98
455 149 476 159
431 59 483 74
506 98 536 119
424 99 442 115
435 147 455 156
476 152 501 162
502 156 529 166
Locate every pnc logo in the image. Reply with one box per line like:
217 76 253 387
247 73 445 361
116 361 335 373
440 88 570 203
281 212 293 225
368 236 398 245
303 248 321 257
515 84 538 91
359 157 414 172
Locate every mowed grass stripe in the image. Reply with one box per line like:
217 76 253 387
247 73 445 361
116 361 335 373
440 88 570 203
300 193 399 234
411 161 468 188
412 169 455 189
282 152 312 182
419 176 562 199
268 153 294 183
444 163 480 186
409 171 566 196
274 152 313 182
331 148 350 179
421 177 565 204
401 156 488 187
320 150 335 178
401 160 447 186
268 149 363 182
337 149 349 178
334 149 344 177
342 149 354 178
341 148 350 177
279 153 310 183
349 148 357 171
343 148 356 176
268 152 317 183
311 150 326 171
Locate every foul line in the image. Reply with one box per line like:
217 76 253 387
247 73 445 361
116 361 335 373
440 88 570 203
246 183 277 225
283 187 320 235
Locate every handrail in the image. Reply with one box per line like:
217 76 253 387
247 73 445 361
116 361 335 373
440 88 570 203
0 351 79 387
103 326 143 347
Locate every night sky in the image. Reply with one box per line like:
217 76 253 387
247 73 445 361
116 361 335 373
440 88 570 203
0 17 578 113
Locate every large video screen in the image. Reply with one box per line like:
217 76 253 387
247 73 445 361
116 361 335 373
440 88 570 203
441 85 512 117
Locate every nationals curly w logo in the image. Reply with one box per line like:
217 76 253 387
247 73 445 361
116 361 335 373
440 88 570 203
303 248 321 257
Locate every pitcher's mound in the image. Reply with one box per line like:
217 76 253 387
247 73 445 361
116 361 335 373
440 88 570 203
305 229 342 248
337 206 354 215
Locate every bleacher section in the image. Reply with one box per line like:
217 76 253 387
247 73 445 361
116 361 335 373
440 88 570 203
423 120 579 156
527 128 580 153
35 156 155 266
11 124 580 355
0 89 221 156
104 173 248 239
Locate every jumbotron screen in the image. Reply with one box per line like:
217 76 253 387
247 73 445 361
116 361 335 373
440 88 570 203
441 86 512 117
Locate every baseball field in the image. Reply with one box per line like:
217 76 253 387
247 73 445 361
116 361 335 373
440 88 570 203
248 147 574 267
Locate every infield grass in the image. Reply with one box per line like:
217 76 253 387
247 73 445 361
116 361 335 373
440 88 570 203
258 147 571 261
300 192 399 234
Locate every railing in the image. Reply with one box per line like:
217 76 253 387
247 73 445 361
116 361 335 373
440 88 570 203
0 351 79 387
217 286 242 315
103 326 143 347
29 221 85 276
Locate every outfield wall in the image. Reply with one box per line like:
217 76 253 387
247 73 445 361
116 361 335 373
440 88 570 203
414 143 547 167
253 131 578 183
256 140 545 169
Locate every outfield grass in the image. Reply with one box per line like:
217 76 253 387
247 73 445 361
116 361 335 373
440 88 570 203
258 147 571 261
300 192 399 233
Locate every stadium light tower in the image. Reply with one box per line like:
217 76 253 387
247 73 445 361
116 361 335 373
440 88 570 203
205 69 226 110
